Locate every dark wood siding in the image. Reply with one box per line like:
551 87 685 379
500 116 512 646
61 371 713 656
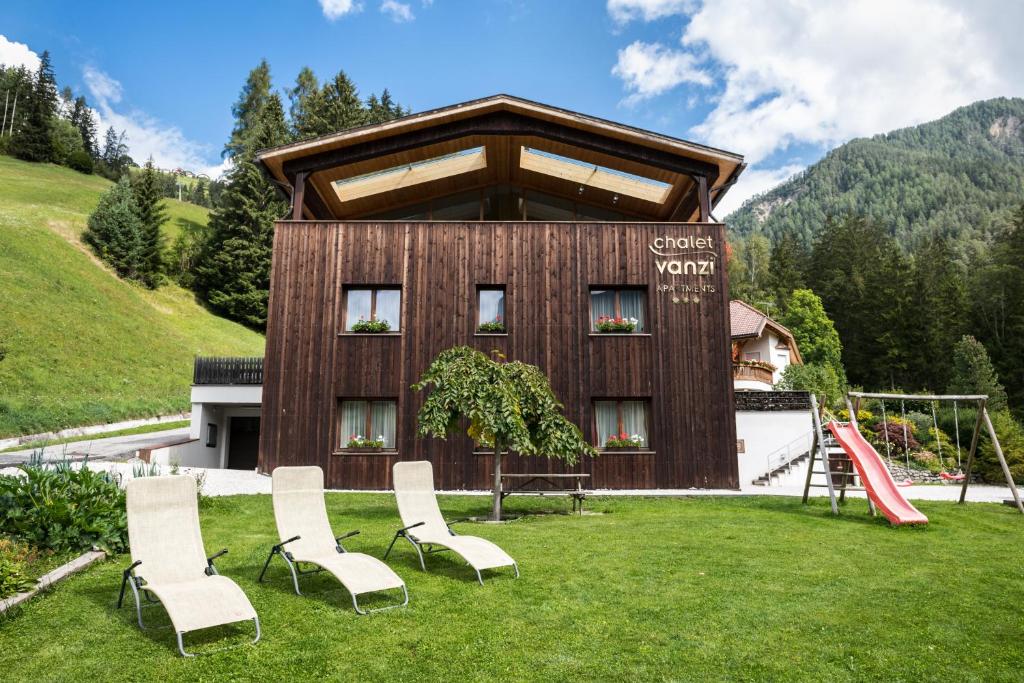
260 221 738 490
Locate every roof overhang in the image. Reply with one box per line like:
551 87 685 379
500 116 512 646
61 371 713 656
257 94 744 221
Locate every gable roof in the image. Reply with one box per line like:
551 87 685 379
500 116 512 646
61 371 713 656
256 94 745 221
729 300 803 364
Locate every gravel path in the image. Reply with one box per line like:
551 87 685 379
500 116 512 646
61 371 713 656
0 427 190 466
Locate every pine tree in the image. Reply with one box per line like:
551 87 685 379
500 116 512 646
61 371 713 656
194 67 289 328
318 70 366 133
949 335 1007 411
12 50 58 162
84 177 145 281
767 229 808 306
288 66 325 139
69 95 98 158
905 237 967 391
224 59 274 159
808 214 913 389
132 158 168 287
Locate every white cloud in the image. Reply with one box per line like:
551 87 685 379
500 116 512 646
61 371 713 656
83 66 226 178
714 163 803 217
82 65 123 104
0 34 40 71
611 41 711 104
611 1 1024 166
607 0 693 24
319 0 362 20
381 0 414 22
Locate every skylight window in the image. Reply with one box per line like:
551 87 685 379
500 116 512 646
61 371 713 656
519 146 672 204
333 147 487 202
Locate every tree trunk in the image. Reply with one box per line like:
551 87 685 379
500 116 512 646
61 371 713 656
491 442 503 521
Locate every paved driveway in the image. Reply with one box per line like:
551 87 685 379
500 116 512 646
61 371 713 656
0 427 191 466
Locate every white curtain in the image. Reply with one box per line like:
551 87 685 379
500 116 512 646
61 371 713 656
594 401 619 446
590 290 616 330
371 401 397 448
375 289 401 331
340 401 367 443
479 289 505 324
619 290 645 332
621 401 648 444
345 290 372 331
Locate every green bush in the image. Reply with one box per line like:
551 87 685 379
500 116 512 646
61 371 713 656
0 465 127 554
0 537 37 599
776 362 844 407
977 410 1024 484
67 149 94 174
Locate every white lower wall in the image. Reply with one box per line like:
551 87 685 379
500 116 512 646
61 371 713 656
185 402 261 469
736 410 813 485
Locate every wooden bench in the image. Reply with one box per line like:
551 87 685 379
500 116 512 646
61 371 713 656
499 473 592 514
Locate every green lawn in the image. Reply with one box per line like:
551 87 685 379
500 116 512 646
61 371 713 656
0 156 264 437
1 494 1022 681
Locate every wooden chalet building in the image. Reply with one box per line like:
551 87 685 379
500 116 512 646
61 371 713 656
256 95 746 490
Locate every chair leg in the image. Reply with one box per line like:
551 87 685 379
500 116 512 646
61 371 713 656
281 553 302 595
257 547 277 583
404 536 426 571
351 585 410 615
383 531 401 560
176 617 261 658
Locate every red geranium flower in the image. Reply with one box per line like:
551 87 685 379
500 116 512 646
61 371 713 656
620 432 628 440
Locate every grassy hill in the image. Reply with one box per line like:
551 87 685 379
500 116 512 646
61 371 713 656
727 97 1024 253
0 156 264 437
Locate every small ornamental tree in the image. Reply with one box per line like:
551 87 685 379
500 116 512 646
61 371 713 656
413 346 596 520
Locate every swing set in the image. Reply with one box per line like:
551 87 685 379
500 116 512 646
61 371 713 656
802 391 1024 523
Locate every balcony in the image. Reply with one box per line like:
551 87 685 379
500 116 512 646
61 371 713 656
733 363 773 390
193 356 264 385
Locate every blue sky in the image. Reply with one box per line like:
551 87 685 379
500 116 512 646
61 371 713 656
3 1 1023 214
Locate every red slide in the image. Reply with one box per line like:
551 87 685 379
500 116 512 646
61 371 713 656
827 422 928 525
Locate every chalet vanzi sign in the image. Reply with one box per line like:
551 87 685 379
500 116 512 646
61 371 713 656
649 234 718 304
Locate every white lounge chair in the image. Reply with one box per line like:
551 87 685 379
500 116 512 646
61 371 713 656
118 475 260 657
258 466 408 613
385 460 518 584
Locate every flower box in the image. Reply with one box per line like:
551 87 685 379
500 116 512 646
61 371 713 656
595 316 638 333
351 319 391 333
342 447 387 454
604 433 645 449
477 321 506 333
346 434 386 449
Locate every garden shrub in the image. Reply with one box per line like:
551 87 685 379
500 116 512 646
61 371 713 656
871 420 919 454
977 410 1024 484
0 466 127 554
0 537 37 599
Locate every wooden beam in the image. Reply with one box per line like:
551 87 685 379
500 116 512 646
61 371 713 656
282 110 720 182
292 172 306 220
697 175 710 223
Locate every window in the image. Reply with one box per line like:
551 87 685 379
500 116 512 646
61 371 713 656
477 287 506 332
590 288 646 332
339 400 397 449
743 351 761 361
345 287 401 332
594 400 649 449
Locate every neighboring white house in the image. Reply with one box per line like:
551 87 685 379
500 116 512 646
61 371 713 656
141 358 263 470
730 300 802 390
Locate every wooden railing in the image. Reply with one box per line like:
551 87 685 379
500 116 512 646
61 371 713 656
193 356 264 385
733 364 773 386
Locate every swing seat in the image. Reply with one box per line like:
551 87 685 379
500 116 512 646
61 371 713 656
940 471 965 482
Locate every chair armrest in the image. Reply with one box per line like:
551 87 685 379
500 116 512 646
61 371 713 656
397 521 425 534
445 517 470 527
124 559 142 575
206 549 228 574
335 530 360 543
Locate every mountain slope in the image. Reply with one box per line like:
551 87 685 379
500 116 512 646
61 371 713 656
727 97 1024 251
0 156 264 437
